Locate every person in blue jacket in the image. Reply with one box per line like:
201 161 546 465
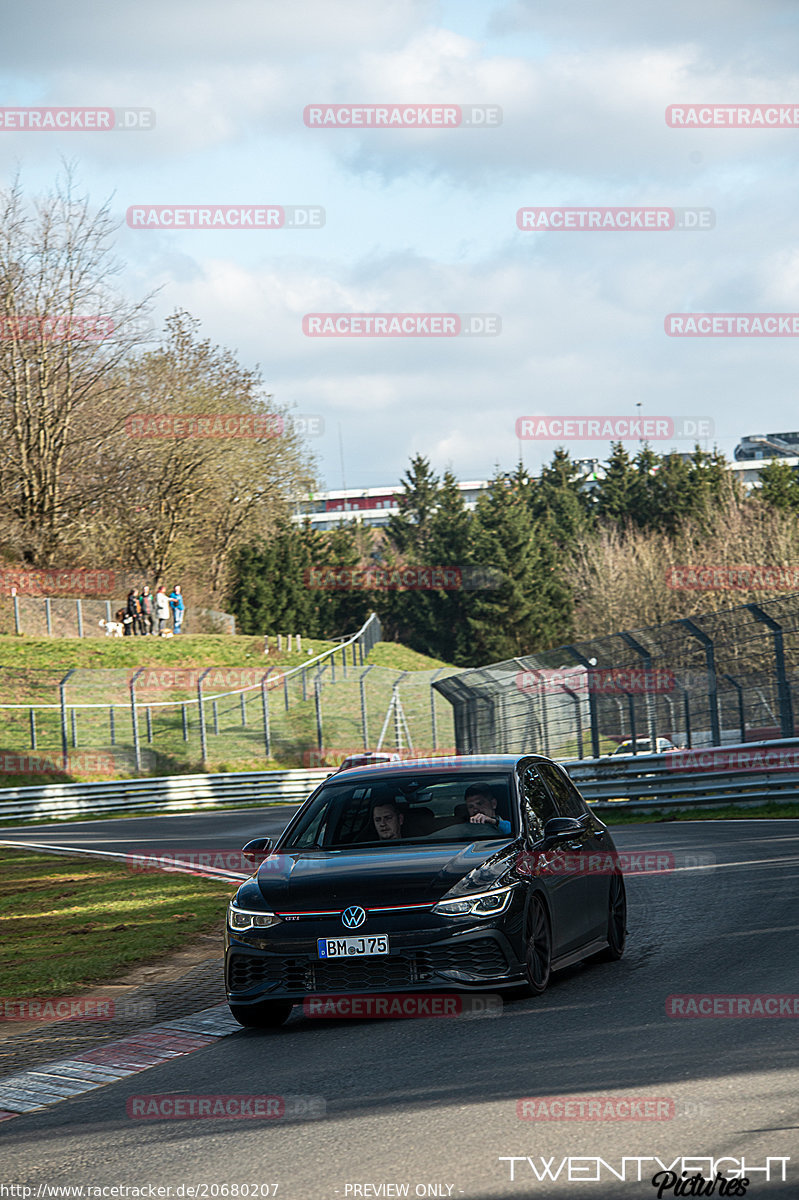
169 584 185 634
464 785 512 835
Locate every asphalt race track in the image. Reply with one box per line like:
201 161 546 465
2 812 798 1197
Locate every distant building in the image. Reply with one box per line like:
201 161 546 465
292 460 605 531
734 432 799 460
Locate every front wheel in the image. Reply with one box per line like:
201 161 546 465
598 872 627 961
229 1000 293 1028
525 894 552 995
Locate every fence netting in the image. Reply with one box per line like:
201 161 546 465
433 593 799 760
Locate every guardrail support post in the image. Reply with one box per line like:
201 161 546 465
747 605 795 739
680 620 721 746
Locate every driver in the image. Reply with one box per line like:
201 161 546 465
371 798 404 840
464 785 511 835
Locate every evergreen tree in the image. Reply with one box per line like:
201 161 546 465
595 443 636 523
758 459 799 512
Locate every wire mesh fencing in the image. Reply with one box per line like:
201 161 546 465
433 593 799 760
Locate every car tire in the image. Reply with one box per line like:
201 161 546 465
229 1000 293 1028
598 872 626 961
525 894 552 995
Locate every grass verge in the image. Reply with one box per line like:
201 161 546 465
599 801 799 823
0 848 236 1000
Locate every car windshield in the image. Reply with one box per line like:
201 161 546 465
282 772 517 849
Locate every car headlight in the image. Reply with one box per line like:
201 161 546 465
227 902 281 931
433 886 515 919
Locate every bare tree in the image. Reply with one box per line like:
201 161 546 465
0 167 153 564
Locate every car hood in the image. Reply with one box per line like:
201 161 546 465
255 841 516 910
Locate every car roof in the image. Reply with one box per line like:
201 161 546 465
331 753 549 779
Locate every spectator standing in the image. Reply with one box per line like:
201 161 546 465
154 585 170 635
139 584 154 635
126 589 144 636
169 585 185 634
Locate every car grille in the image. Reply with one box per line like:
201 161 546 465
228 938 510 994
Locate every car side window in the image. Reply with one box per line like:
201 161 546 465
536 761 587 819
520 766 558 841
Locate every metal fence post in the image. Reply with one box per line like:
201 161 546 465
302 666 307 702
747 605 795 739
59 669 76 770
146 706 153 743
564 646 600 759
197 667 212 764
619 632 657 747
109 706 116 746
71 708 78 748
29 708 36 750
284 671 290 712
680 620 721 747
106 600 112 625
562 684 584 758
45 598 52 637
76 599 84 638
724 674 746 744
261 674 272 759
315 678 323 750
182 704 189 741
212 700 219 736
129 667 144 773
13 591 20 635
240 692 247 726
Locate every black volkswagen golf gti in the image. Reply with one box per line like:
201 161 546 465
225 754 626 1026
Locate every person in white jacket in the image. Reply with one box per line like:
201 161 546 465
154 585 171 635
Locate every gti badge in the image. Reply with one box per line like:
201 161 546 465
342 905 366 929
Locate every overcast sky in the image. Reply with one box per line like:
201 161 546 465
3 0 799 490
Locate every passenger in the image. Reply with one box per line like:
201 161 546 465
464 785 512 835
371 798 404 841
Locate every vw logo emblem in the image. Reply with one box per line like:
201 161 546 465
342 905 366 929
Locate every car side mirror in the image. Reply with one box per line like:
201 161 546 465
242 837 272 862
537 817 584 851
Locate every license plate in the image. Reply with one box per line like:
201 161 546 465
317 935 389 958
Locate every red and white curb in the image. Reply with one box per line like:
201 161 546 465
0 1003 240 1121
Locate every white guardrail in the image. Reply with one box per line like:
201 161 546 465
2 738 799 823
